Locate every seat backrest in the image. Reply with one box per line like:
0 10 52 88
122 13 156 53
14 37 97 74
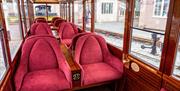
75 34 106 65
58 22 78 39
34 17 47 23
30 23 52 35
51 17 61 24
160 88 168 91
70 32 91 51
22 35 59 72
54 18 66 27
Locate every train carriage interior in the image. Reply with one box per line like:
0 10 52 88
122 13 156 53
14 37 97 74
0 0 180 91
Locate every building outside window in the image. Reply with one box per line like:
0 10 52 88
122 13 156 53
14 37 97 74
154 0 169 17
101 3 113 14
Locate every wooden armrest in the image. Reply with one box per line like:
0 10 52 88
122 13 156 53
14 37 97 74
51 26 58 30
60 44 81 87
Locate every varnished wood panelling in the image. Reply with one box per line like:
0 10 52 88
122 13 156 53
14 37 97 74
124 56 162 91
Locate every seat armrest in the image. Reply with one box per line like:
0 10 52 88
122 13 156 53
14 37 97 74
105 54 124 74
60 44 81 87
14 58 28 91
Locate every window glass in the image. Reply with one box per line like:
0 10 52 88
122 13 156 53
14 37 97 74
154 0 170 17
33 4 47 19
74 1 83 27
19 0 26 37
24 0 30 30
2 0 23 59
173 37 180 79
94 0 126 49
0 27 9 83
47 4 60 21
130 0 169 68
85 0 91 31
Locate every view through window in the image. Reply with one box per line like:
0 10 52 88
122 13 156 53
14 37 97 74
0 26 8 83
33 4 47 19
173 36 180 79
94 0 126 49
74 1 83 27
2 0 23 59
130 0 169 68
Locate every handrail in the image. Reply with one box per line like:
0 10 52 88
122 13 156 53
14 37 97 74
131 27 165 35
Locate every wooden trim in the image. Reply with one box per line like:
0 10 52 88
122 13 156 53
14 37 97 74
82 0 86 32
123 0 134 55
21 0 28 33
161 0 180 75
60 44 81 87
0 69 12 91
72 0 74 23
68 0 71 22
0 1 12 68
90 0 94 33
66 3 68 20
17 0 25 39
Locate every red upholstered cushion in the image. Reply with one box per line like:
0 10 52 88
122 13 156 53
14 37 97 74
62 39 72 46
62 23 75 39
30 23 52 35
29 39 58 72
160 88 167 91
21 69 70 91
82 63 121 85
34 24 49 35
80 36 103 65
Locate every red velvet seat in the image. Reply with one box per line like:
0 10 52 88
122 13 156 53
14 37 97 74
54 18 66 27
69 32 91 51
58 22 78 46
74 34 123 86
50 17 62 26
34 17 47 23
14 35 72 91
30 23 53 36
160 88 168 91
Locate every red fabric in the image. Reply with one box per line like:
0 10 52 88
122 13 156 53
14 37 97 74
69 32 91 51
58 22 78 46
14 35 72 91
80 36 103 64
54 19 66 27
74 34 123 86
61 39 72 46
160 88 168 91
21 69 70 91
82 63 121 85
51 17 62 25
30 23 53 36
29 39 58 71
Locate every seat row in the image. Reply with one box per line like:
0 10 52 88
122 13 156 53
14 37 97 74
14 18 124 91
30 17 78 47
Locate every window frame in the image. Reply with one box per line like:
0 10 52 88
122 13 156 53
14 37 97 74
153 0 169 18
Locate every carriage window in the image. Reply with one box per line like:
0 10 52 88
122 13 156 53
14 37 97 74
94 0 126 49
2 0 23 60
153 0 169 17
0 28 9 82
101 3 113 14
47 4 60 21
130 0 169 68
74 1 83 27
33 4 47 19
173 37 180 79
24 0 30 30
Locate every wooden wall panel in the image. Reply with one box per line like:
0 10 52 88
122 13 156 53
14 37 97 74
124 56 162 91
